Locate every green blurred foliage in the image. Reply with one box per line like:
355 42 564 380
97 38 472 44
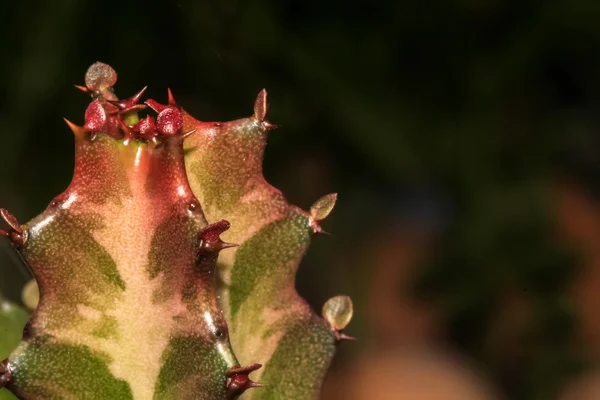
0 296 28 400
1 0 600 399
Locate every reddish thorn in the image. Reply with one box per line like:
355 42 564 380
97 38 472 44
226 375 265 397
217 242 238 251
64 118 89 138
108 103 146 114
226 364 264 398
199 239 238 255
0 229 8 237
105 99 123 109
130 86 147 104
125 104 147 113
167 88 177 106
145 99 169 113
200 240 238 254
107 86 148 114
335 332 357 341
1 209 22 234
254 89 268 122
311 222 331 236
156 107 183 136
74 84 90 94
262 121 279 131
181 129 197 140
84 99 107 132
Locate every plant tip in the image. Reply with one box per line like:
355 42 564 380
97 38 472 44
84 62 117 92
254 89 268 122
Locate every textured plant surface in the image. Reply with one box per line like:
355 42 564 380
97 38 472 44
0 63 352 400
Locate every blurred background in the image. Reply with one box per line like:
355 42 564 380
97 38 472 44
3 0 600 399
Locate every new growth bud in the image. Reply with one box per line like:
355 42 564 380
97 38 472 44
253 89 279 131
323 295 355 341
84 62 117 92
81 62 118 101
309 193 338 234
107 86 147 114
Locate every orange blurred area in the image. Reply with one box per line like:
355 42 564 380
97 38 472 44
313 177 600 399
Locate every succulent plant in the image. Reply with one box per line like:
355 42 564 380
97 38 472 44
0 62 353 400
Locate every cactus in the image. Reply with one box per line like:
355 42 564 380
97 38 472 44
0 62 353 400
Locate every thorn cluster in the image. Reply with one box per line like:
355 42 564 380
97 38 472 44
0 209 26 247
68 62 194 145
107 86 147 115
226 364 265 398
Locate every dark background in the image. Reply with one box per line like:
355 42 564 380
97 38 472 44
3 1 600 399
